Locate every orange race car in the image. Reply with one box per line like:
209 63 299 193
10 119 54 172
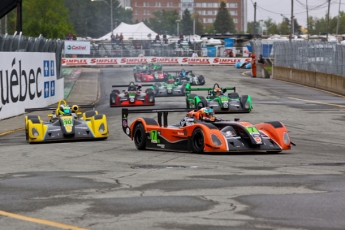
122 107 295 153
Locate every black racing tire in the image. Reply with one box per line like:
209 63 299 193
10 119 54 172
191 128 204 153
154 82 161 95
198 75 205 85
181 82 187 95
134 123 146 150
134 73 141 82
145 88 153 94
196 96 208 110
112 89 120 94
146 92 155 103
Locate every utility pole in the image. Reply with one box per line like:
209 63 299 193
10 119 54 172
290 0 294 41
336 0 341 36
253 2 257 39
306 0 309 40
326 0 331 41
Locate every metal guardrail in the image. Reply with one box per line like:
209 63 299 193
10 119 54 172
250 40 345 76
0 33 64 79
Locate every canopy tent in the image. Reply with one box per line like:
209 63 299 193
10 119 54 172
96 22 166 41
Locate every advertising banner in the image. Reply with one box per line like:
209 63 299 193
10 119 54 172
61 57 251 66
64 41 91 55
0 52 64 119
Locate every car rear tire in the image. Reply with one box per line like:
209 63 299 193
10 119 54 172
187 94 196 108
197 96 208 109
134 123 146 150
134 74 141 82
198 75 205 85
192 128 204 153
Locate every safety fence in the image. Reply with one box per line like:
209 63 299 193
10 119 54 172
250 40 345 76
0 33 64 78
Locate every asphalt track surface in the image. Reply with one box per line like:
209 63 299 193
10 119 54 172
0 66 345 230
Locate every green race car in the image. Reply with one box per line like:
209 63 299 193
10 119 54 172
185 83 253 113
149 75 189 97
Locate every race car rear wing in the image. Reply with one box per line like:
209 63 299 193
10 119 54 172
122 108 194 135
185 85 236 93
25 104 94 113
112 84 153 87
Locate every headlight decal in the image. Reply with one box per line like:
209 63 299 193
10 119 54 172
99 123 105 133
211 134 222 146
283 132 290 145
32 128 39 137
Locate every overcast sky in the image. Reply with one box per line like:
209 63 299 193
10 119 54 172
247 0 343 28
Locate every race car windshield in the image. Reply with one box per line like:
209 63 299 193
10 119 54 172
64 109 71 114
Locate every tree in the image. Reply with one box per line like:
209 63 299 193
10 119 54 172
264 18 279 35
214 1 236 33
192 12 204 35
181 9 193 35
22 0 74 38
148 10 179 35
278 18 290 35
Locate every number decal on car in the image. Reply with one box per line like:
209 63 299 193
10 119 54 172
150 130 160 143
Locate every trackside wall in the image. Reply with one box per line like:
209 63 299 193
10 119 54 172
273 66 345 95
0 52 64 119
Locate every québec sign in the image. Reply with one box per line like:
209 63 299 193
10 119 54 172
0 52 59 120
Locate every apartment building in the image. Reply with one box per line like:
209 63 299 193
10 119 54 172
130 0 247 32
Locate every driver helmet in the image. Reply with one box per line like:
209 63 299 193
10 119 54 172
137 84 142 90
181 69 186 76
200 107 215 121
59 105 71 115
214 87 222 96
168 77 174 84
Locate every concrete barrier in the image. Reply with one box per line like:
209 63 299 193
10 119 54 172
257 63 271 78
273 66 345 95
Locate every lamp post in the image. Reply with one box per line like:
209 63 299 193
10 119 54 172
176 20 180 36
91 0 113 34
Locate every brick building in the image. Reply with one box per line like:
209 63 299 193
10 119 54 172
129 0 247 32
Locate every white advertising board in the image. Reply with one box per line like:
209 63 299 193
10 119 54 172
64 41 91 55
62 57 252 66
0 52 64 119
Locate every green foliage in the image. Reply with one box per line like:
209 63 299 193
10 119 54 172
22 0 74 38
214 1 236 33
148 10 179 35
181 9 193 35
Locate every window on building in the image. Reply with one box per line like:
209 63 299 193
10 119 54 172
134 2 137 7
147 2 150 7
233 18 238 23
195 3 201 7
147 10 150 15
229 10 238 15
208 18 214 23
213 3 218 8
227 3 238 8
207 10 213 15
207 3 213 7
134 10 138 15
202 3 207 7
143 2 146 7
143 10 146 15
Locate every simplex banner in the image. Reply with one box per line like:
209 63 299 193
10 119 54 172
0 52 64 119
62 57 252 66
64 41 91 55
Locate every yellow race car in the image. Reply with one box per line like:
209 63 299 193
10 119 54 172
25 100 108 143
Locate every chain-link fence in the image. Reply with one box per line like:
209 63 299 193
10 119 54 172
250 40 345 76
0 33 64 78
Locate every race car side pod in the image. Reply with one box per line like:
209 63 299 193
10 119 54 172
122 108 194 135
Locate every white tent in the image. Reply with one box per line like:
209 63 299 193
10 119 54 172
96 22 161 41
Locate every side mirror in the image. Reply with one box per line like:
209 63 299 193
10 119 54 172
222 88 227 93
